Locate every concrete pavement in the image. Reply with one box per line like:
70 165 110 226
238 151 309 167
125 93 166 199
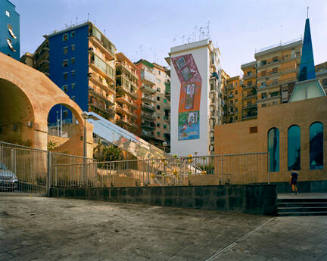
1 193 327 260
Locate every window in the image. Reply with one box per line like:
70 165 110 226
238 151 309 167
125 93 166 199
71 44 75 51
71 83 76 90
5 10 10 17
235 90 238 94
63 47 68 55
64 72 68 80
157 105 160 110
156 132 160 137
6 38 15 52
62 85 68 93
8 25 16 39
163 99 167 103
310 122 323 169
163 124 167 129
272 67 278 74
157 88 160 92
62 60 68 67
156 123 160 127
71 57 75 65
268 128 280 172
157 97 160 101
288 125 301 170
63 33 68 41
71 70 75 77
70 31 75 38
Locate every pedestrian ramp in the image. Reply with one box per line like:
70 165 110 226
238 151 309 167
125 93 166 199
85 112 164 159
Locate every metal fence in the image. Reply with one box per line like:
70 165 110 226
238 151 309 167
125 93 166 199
0 140 269 193
53 152 269 188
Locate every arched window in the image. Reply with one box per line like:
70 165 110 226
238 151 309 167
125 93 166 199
288 125 301 170
310 122 324 169
268 128 280 172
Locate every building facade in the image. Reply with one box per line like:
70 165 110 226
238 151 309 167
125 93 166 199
0 0 20 60
316 62 327 93
169 39 222 156
241 61 257 121
135 60 171 150
32 22 117 126
115 52 138 134
255 40 302 107
223 76 242 124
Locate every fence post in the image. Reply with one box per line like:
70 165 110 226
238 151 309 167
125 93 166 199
46 151 52 196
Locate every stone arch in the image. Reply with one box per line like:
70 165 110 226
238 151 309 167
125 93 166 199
0 78 35 146
0 53 93 157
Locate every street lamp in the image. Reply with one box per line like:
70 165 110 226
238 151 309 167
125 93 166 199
81 112 89 186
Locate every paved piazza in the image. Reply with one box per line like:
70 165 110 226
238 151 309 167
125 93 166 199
1 193 327 260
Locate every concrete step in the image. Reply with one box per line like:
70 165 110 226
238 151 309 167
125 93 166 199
278 211 327 216
277 197 327 216
278 206 327 213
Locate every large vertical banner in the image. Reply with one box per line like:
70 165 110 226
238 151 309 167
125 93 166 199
172 54 202 140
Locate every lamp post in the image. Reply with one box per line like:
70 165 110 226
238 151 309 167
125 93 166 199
81 112 89 186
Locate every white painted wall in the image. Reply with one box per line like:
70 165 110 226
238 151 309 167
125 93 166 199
170 40 210 156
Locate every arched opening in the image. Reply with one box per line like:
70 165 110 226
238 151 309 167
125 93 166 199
310 122 324 170
47 103 82 152
288 125 301 170
0 78 34 146
267 127 280 172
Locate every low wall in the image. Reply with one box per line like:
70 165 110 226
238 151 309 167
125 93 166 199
271 180 327 193
49 184 277 215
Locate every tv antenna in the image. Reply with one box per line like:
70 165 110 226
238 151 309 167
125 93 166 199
307 6 309 18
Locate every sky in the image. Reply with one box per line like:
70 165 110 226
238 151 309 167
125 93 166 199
14 0 327 76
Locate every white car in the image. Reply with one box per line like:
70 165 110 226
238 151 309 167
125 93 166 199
0 162 18 191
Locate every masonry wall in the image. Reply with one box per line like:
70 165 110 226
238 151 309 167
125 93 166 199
215 96 327 184
50 184 277 215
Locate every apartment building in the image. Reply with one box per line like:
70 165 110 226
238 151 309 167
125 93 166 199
115 52 139 134
135 60 158 146
223 76 242 123
255 40 302 108
152 63 171 151
316 62 327 93
28 22 117 125
169 39 222 156
241 61 257 121
0 0 20 60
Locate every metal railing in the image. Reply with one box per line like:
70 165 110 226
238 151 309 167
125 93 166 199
52 153 269 188
0 141 269 193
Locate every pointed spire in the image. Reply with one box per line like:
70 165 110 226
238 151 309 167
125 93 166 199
298 16 316 81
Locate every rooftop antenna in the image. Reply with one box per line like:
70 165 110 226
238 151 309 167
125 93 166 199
206 20 210 39
76 17 78 25
87 13 90 21
307 6 309 18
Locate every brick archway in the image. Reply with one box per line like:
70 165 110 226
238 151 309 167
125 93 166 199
0 53 93 157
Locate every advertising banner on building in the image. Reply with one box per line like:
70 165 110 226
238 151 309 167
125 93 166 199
172 54 202 140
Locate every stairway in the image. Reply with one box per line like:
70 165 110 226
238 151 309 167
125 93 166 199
277 194 327 216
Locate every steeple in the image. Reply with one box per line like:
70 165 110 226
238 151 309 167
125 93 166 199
298 16 316 81
289 12 326 103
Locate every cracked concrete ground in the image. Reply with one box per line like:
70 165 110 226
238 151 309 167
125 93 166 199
0 193 327 261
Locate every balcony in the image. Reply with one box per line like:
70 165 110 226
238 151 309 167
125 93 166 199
242 84 255 90
141 121 155 130
88 87 114 106
242 103 257 110
142 95 155 103
116 95 137 108
242 114 257 120
142 103 155 112
142 112 155 121
141 130 154 138
89 74 115 94
243 93 257 100
141 85 156 94
89 103 115 119
89 61 115 84
116 82 137 99
116 116 137 129
142 70 156 85
89 35 115 61
257 94 281 103
116 104 136 118
116 63 138 80
243 74 256 80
